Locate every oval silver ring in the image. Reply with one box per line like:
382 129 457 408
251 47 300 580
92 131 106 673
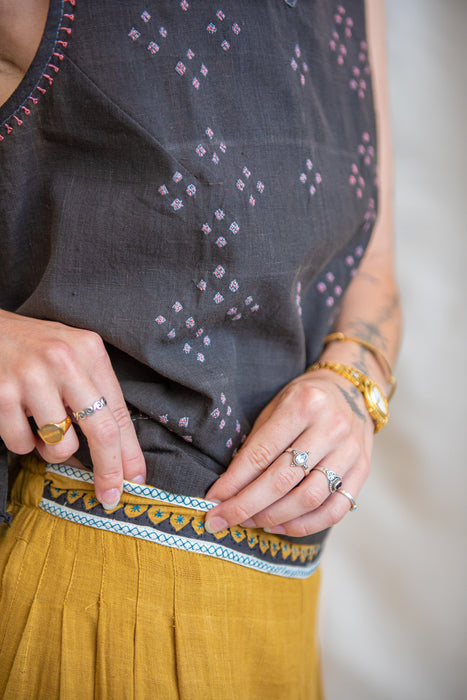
285 449 311 475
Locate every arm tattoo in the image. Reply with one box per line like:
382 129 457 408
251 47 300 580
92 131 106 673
336 384 366 421
348 292 400 353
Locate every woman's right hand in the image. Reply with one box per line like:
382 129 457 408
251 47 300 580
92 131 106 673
0 310 146 509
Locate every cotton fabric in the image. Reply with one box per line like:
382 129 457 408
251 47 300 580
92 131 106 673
0 456 322 699
0 0 378 534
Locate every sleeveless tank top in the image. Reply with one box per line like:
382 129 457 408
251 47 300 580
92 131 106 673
0 0 378 545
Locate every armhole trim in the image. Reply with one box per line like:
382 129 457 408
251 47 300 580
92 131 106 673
0 0 75 142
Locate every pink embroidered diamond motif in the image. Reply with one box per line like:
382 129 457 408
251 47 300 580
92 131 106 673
171 198 183 211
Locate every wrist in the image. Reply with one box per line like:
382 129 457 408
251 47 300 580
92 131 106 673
318 342 387 391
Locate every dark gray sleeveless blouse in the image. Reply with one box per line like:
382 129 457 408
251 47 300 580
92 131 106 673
0 0 378 542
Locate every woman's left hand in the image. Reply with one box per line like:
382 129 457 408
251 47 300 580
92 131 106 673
204 369 375 536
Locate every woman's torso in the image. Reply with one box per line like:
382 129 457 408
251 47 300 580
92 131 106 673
0 1 377 546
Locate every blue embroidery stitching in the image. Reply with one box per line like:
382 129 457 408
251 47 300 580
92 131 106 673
39 498 321 579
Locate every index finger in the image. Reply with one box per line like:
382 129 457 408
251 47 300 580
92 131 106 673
205 415 297 504
205 388 315 504
205 447 311 534
65 385 124 510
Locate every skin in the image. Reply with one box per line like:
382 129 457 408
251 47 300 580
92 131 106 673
0 0 401 524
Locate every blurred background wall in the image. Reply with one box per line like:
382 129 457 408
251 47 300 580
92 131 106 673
320 1 466 698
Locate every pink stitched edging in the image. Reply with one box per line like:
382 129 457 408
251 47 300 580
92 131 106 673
0 0 75 142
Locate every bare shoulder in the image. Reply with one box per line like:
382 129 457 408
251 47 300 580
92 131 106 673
0 0 49 105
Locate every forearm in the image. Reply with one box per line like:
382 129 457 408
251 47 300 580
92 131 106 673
319 260 402 395
320 0 402 394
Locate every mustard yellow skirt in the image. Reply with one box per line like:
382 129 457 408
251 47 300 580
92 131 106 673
0 456 323 699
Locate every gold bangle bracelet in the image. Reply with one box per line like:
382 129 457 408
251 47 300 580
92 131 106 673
323 332 396 401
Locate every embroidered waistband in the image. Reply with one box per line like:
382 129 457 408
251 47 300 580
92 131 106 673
40 463 322 579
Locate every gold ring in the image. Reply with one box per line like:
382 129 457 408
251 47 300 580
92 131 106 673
37 415 72 445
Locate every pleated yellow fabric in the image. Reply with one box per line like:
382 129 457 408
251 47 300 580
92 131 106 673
0 456 323 699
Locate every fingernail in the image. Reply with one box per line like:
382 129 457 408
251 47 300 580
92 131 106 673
208 498 221 505
264 525 286 535
239 518 256 528
101 489 121 510
204 515 228 534
132 475 145 484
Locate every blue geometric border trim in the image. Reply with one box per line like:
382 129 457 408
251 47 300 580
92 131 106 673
38 498 321 579
46 463 217 512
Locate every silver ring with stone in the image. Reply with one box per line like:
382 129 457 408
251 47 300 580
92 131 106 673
285 449 311 475
336 488 358 512
72 396 107 422
315 467 343 493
